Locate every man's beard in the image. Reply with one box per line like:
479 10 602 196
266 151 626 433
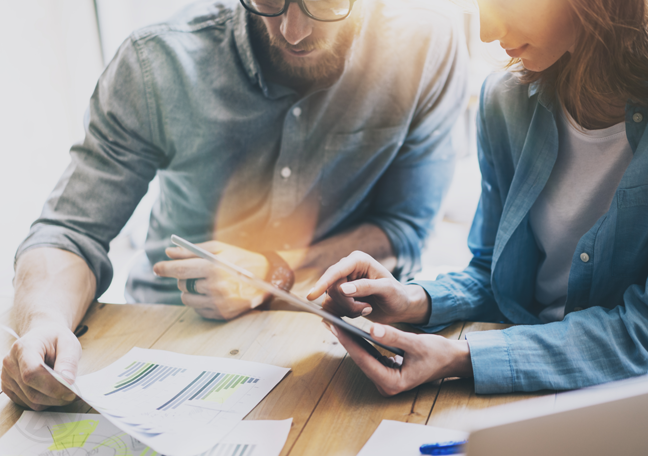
249 13 359 88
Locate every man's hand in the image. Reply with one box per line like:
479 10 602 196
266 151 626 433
2 323 81 410
307 251 430 325
323 322 473 396
153 241 270 320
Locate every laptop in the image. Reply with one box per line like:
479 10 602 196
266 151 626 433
466 374 648 456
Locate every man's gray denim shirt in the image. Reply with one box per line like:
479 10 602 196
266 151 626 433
16 0 469 304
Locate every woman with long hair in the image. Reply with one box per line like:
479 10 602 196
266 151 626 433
308 0 648 394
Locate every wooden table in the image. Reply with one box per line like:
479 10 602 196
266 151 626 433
0 298 555 455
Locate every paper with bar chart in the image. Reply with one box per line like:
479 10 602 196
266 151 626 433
0 411 292 456
73 348 290 456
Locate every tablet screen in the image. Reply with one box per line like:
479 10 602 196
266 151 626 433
170 235 404 357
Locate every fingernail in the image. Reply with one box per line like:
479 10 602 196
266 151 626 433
361 307 373 316
321 321 331 332
340 283 356 295
307 288 315 298
63 393 76 401
372 324 385 338
329 325 339 337
61 370 75 383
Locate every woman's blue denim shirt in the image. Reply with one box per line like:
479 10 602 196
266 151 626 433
416 71 648 394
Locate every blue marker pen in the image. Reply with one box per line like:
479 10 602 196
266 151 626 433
419 440 467 455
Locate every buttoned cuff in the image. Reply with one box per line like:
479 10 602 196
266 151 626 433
409 280 459 332
465 330 515 394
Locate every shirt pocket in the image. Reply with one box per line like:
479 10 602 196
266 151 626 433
618 185 648 208
322 126 406 189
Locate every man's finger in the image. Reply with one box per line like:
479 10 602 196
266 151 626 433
194 307 226 320
177 278 210 295
52 334 82 387
2 385 29 409
2 367 59 410
153 258 212 279
13 340 75 401
2 370 43 410
166 240 229 259
180 292 216 310
165 247 199 260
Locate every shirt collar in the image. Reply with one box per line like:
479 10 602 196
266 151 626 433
232 5 262 86
527 80 557 111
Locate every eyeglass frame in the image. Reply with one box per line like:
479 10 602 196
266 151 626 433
239 0 357 23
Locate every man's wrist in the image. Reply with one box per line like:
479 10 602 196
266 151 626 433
261 251 295 291
403 284 431 325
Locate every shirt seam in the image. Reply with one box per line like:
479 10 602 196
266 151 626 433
503 330 515 391
129 11 234 43
131 37 159 153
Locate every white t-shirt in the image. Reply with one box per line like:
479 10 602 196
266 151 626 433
529 109 633 323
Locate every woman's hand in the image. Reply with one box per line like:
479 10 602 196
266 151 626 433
324 322 473 396
307 251 430 325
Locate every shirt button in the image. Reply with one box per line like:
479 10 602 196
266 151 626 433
633 112 643 123
292 107 302 118
580 252 590 263
280 167 291 179
574 307 584 312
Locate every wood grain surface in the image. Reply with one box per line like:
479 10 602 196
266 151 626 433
0 302 555 455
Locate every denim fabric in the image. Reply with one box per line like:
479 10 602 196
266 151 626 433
16 0 468 304
416 71 648 394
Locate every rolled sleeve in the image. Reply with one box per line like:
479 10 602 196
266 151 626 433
16 224 113 297
465 330 515 394
15 35 166 299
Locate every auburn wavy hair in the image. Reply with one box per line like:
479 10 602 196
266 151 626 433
511 0 648 129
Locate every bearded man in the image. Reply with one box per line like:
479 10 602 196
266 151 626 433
5 0 467 409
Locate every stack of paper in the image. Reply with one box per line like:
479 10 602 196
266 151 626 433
45 347 290 456
0 411 292 456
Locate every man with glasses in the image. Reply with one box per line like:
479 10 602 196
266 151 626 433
6 0 467 409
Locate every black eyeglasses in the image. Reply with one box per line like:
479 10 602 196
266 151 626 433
240 0 356 22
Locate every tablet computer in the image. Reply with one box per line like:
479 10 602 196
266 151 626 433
171 235 404 357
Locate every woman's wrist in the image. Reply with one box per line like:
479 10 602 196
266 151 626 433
403 285 431 325
448 340 473 378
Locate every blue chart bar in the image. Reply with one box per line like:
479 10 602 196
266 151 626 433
199 443 256 456
157 371 260 410
119 361 144 378
105 363 185 396
158 371 212 410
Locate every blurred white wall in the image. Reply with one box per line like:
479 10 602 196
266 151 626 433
95 0 198 64
0 1 103 297
0 0 510 300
